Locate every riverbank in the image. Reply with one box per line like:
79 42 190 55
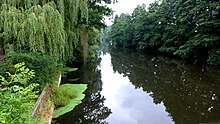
32 73 62 124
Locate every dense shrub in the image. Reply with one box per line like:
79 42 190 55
51 85 77 108
0 63 39 123
51 84 87 118
208 48 220 66
5 52 59 88
0 64 8 77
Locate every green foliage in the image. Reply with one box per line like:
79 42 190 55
109 0 220 66
51 85 76 108
88 27 101 61
0 63 39 124
208 48 220 66
62 67 78 74
0 0 101 64
0 0 115 64
52 84 87 118
5 52 58 88
109 13 134 48
0 3 67 61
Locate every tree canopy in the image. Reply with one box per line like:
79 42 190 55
0 0 115 63
109 0 220 66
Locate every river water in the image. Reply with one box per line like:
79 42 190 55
55 49 220 124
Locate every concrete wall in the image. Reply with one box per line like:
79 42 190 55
32 73 61 124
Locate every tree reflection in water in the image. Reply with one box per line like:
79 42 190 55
53 60 111 124
110 49 220 124
54 49 220 124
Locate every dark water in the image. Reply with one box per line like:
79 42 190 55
55 50 220 124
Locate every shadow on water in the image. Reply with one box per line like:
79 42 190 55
54 49 220 124
110 49 220 124
53 58 112 124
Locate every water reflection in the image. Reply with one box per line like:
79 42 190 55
100 53 174 124
54 60 111 124
55 49 220 124
110 49 220 124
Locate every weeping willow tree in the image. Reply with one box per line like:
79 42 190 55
0 0 89 62
61 0 89 62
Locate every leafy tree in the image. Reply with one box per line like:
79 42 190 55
132 4 149 50
0 0 88 63
109 13 133 48
109 0 220 66
175 0 220 63
0 0 116 64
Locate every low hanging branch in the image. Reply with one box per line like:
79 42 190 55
0 0 89 62
17 3 66 62
81 31 89 64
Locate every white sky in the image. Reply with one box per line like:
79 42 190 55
105 0 155 25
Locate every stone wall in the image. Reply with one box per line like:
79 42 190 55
32 73 61 124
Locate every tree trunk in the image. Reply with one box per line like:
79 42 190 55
0 42 4 55
81 31 89 64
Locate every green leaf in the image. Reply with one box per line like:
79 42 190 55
0 118 6 124
53 84 87 118
62 67 78 74
67 78 79 82
12 85 23 92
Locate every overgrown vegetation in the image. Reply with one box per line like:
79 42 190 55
0 63 39 124
52 84 87 118
109 0 220 66
51 85 76 108
0 0 115 64
5 51 58 88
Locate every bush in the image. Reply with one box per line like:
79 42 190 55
208 48 220 66
51 85 76 108
5 52 58 88
51 84 87 118
0 64 8 77
0 63 39 124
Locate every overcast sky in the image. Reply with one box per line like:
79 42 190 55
105 0 155 25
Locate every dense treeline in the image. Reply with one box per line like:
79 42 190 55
109 0 220 66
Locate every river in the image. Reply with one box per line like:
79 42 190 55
54 49 220 124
